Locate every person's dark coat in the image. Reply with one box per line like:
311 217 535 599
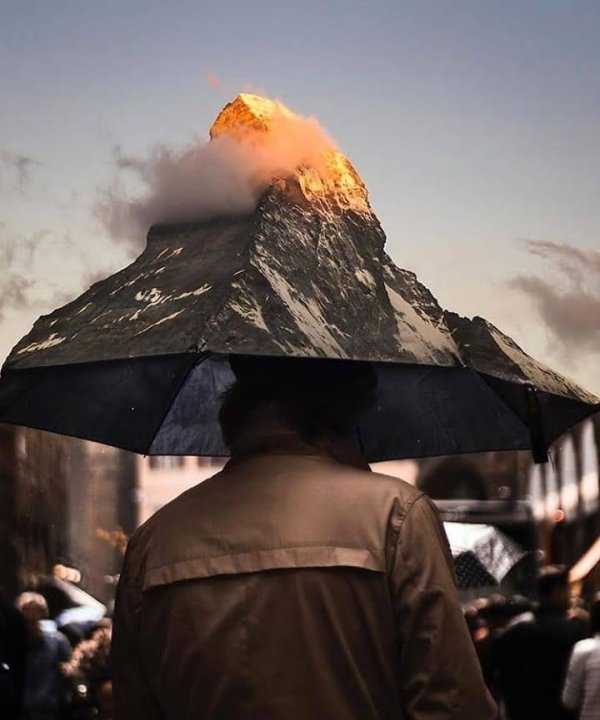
492 608 585 720
0 594 27 719
113 434 497 719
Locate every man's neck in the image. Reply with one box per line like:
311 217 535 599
315 434 370 470
230 406 369 470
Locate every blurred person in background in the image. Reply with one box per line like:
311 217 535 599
491 566 585 720
95 679 114 720
16 592 71 720
464 604 495 694
0 588 27 719
562 593 600 719
63 620 112 719
113 356 497 720
568 596 591 633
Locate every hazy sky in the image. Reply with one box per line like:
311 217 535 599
1 0 599 393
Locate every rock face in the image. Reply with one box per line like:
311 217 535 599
4 94 598 407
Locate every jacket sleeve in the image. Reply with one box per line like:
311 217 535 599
561 643 586 711
112 538 164 720
388 493 498 720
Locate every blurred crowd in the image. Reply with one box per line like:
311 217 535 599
2 565 600 719
465 566 600 720
0 589 113 720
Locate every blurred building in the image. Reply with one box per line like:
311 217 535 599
135 455 225 524
0 424 135 602
414 416 600 570
418 451 529 502
527 416 600 567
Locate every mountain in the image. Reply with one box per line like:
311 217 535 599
4 94 597 409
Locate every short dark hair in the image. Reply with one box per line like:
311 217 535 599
220 355 377 448
538 565 569 602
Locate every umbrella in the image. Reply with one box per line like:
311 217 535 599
0 95 597 461
443 522 527 589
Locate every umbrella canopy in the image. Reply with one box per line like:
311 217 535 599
0 95 597 461
443 522 528 589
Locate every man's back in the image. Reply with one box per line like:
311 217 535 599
113 439 496 719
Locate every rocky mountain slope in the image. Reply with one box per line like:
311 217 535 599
5 94 597 406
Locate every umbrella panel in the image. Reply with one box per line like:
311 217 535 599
0 354 197 454
452 553 498 589
150 356 586 459
2 353 593 461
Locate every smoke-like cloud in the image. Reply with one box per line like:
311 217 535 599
0 223 119 322
0 225 45 319
95 99 337 249
0 150 39 193
509 239 600 356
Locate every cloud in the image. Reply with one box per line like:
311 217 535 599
0 223 120 323
0 151 40 193
0 225 45 319
95 97 337 250
509 239 600 356
523 239 600 284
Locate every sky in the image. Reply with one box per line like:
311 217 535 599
1 0 599 394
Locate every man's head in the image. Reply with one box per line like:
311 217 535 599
220 355 377 451
538 565 570 611
15 591 49 642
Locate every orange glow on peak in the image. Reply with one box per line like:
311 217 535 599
209 94 293 140
209 94 370 213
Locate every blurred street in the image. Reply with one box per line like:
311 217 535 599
0 415 599 717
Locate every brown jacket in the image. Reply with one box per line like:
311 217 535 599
113 436 497 719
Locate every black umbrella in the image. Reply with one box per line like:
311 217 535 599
0 95 597 461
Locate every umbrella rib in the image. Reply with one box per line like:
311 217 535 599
477 372 540 453
145 352 210 456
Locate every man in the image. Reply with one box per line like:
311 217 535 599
562 594 600 719
113 356 497 719
0 588 27 719
491 565 585 720
15 591 71 720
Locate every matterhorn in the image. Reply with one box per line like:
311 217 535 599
2 94 596 460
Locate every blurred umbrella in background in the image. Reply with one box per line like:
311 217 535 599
444 522 528 589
